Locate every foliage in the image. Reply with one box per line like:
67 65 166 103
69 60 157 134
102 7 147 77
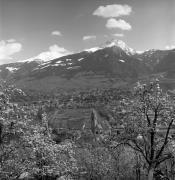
116 80 175 179
1 80 175 180
75 145 115 179
0 82 78 179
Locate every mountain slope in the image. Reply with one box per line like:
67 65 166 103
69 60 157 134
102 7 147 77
0 40 175 92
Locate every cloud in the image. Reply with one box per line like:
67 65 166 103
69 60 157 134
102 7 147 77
113 33 124 37
106 18 132 30
165 45 175 50
93 4 132 18
0 40 22 62
83 35 96 41
7 39 16 43
35 44 72 61
51 31 62 36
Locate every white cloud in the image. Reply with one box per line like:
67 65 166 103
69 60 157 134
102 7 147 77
0 40 22 62
83 35 96 41
113 33 124 37
93 4 132 18
7 39 16 43
165 45 175 50
35 44 71 61
51 31 62 36
106 18 132 30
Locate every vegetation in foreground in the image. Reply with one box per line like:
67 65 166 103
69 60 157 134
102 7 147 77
0 80 175 180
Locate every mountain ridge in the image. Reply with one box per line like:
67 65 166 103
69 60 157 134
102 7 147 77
1 40 175 92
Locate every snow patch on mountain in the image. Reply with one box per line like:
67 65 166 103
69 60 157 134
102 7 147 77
136 50 144 54
6 67 19 72
55 61 62 64
59 63 67 66
51 64 60 67
77 58 84 61
119 59 125 63
66 59 72 61
19 58 44 63
85 47 101 53
67 62 73 65
67 66 80 70
41 61 50 65
40 65 50 69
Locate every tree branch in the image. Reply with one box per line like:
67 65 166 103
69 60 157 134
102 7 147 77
131 140 150 164
155 153 173 167
155 118 174 160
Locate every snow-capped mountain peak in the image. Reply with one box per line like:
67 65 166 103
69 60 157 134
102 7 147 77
84 39 136 55
102 39 136 55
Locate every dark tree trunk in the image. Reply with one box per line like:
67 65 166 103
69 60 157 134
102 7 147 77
136 168 141 180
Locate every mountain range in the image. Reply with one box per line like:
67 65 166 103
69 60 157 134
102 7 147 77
0 40 175 92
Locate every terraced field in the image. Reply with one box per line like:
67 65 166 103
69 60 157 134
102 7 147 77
48 108 92 130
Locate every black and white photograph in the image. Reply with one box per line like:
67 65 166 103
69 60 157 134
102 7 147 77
0 0 175 179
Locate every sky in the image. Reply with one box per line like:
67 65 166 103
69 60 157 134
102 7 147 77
0 0 175 64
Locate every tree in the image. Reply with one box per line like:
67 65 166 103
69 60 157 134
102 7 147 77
0 82 78 179
117 80 175 180
75 144 116 180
